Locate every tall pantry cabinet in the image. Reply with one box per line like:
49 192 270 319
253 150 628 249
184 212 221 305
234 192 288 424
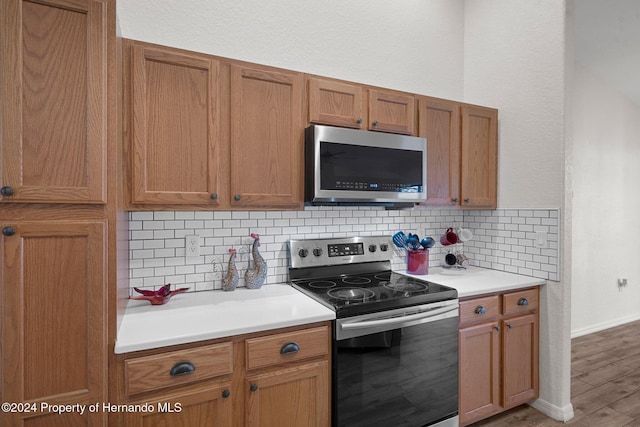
0 1 117 426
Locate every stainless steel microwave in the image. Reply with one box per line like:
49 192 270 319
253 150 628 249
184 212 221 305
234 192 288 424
304 125 427 207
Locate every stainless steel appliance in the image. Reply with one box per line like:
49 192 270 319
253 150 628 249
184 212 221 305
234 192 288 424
289 236 459 427
304 125 427 207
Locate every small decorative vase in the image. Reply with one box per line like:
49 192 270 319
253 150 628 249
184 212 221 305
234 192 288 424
245 233 267 289
221 249 239 292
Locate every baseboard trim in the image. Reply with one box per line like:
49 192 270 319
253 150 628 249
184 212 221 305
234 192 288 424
530 398 574 422
571 313 640 338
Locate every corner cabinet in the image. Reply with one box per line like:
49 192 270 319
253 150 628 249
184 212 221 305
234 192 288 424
418 97 497 209
113 322 330 427
127 41 223 206
458 288 539 426
0 0 107 204
230 64 304 209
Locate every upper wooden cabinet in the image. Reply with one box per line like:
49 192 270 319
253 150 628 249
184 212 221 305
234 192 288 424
127 41 223 206
307 77 365 129
1 220 107 427
0 0 107 204
418 97 498 209
460 105 498 209
368 89 416 135
306 77 415 135
230 64 303 209
418 97 461 206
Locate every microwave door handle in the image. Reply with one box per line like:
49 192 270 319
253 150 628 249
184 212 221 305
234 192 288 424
340 304 458 331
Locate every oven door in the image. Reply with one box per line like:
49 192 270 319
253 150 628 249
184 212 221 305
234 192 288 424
333 301 459 427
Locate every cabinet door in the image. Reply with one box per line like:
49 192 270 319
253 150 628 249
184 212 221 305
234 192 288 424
245 361 329 427
230 65 303 209
459 321 501 426
460 105 498 209
0 221 106 427
129 43 222 205
502 314 539 408
125 382 233 427
0 0 107 204
418 97 460 206
368 89 415 135
307 77 364 129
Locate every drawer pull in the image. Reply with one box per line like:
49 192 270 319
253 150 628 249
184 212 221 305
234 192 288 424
280 342 300 355
475 306 487 315
517 298 529 306
169 361 195 376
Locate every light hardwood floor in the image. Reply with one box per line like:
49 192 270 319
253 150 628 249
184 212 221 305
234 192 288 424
473 319 640 426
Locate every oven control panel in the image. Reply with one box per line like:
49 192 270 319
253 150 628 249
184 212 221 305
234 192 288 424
289 236 393 269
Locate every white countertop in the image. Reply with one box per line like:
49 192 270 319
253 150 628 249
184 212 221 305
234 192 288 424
114 284 335 354
115 267 544 354
402 266 546 298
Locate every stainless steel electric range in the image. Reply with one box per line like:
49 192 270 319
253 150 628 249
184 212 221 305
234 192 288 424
288 236 460 427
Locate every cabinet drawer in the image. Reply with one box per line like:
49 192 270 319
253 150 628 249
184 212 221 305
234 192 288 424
503 288 538 315
125 342 233 396
459 295 500 325
246 326 329 371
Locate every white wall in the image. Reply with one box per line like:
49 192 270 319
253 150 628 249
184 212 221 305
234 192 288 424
571 64 640 336
116 0 465 100
463 0 572 421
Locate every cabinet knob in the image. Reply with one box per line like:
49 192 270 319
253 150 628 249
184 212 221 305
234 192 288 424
169 361 195 376
2 226 16 237
464 198 470 204
517 298 529 306
452 197 458 203
234 194 241 201
280 342 300 355
372 120 378 127
507 323 512 329
210 193 218 200
222 389 231 398
250 383 258 392
475 306 487 315
356 118 363 125
495 326 501 332
1 186 14 197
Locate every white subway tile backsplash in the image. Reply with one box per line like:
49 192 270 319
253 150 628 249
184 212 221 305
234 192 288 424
128 207 561 294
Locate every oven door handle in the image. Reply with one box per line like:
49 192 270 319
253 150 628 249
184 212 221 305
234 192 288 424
340 303 458 330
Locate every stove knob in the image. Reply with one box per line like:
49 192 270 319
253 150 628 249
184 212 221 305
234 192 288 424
298 248 309 258
368 244 377 253
380 243 389 251
313 248 323 257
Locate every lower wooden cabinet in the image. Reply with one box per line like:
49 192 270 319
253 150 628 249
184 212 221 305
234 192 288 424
458 288 539 426
113 322 330 427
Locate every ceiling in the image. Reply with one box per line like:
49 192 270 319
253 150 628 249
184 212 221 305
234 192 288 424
574 0 640 106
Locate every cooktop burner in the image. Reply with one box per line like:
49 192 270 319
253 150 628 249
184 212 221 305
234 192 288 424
288 236 457 317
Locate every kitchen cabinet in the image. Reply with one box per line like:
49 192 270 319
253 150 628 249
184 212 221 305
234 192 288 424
113 322 330 427
244 326 330 426
307 77 365 129
306 77 415 135
0 0 107 204
458 288 539 426
367 89 416 135
122 342 234 427
0 1 115 426
418 97 498 209
230 64 304 209
126 40 224 207
0 220 107 427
